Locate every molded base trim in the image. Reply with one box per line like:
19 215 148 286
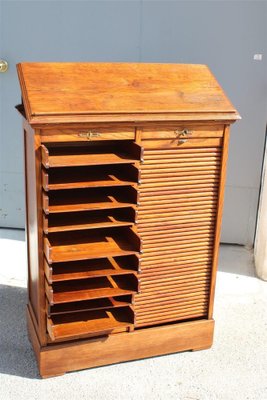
27 307 214 378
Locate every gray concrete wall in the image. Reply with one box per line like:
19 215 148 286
1 1 266 245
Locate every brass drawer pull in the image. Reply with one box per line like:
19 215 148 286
175 128 192 145
78 131 101 140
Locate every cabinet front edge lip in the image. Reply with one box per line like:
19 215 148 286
24 113 240 128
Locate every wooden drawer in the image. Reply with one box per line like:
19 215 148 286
141 125 224 139
41 127 135 143
141 125 223 149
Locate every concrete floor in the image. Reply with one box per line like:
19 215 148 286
0 228 267 400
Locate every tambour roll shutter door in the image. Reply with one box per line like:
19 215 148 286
135 139 222 327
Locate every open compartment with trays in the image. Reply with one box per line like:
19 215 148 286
47 307 135 341
41 141 143 167
41 138 142 343
42 186 139 214
43 208 137 233
43 227 142 263
42 164 141 191
44 255 140 283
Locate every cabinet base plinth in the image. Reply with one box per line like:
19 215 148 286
27 308 214 378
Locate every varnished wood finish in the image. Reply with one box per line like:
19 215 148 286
18 62 239 377
17 63 239 126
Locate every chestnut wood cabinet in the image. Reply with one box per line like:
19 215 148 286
16 62 239 377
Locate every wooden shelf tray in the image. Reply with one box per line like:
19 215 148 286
46 295 133 316
42 164 140 191
45 274 139 304
43 208 136 233
47 307 134 341
41 142 143 168
44 255 140 283
42 187 139 214
44 227 142 263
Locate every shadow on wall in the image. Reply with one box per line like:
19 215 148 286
0 284 39 379
218 243 255 277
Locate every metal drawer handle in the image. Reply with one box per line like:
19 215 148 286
175 128 192 145
78 131 101 140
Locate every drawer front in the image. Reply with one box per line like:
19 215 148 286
135 135 223 327
141 125 223 149
142 137 222 149
41 127 135 143
141 125 224 139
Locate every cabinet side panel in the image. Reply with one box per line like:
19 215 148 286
24 121 46 344
208 125 230 318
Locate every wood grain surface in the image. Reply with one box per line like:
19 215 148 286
135 135 222 327
17 63 240 125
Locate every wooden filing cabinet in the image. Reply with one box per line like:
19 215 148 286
16 62 239 377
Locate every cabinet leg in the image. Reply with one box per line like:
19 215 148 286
41 372 66 379
191 345 212 352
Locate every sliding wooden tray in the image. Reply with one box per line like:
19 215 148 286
43 208 137 233
45 274 139 305
41 141 143 168
44 227 142 263
46 295 133 316
47 307 135 341
42 164 140 191
42 187 139 214
44 255 140 283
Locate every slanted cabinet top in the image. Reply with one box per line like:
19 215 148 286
17 62 240 125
